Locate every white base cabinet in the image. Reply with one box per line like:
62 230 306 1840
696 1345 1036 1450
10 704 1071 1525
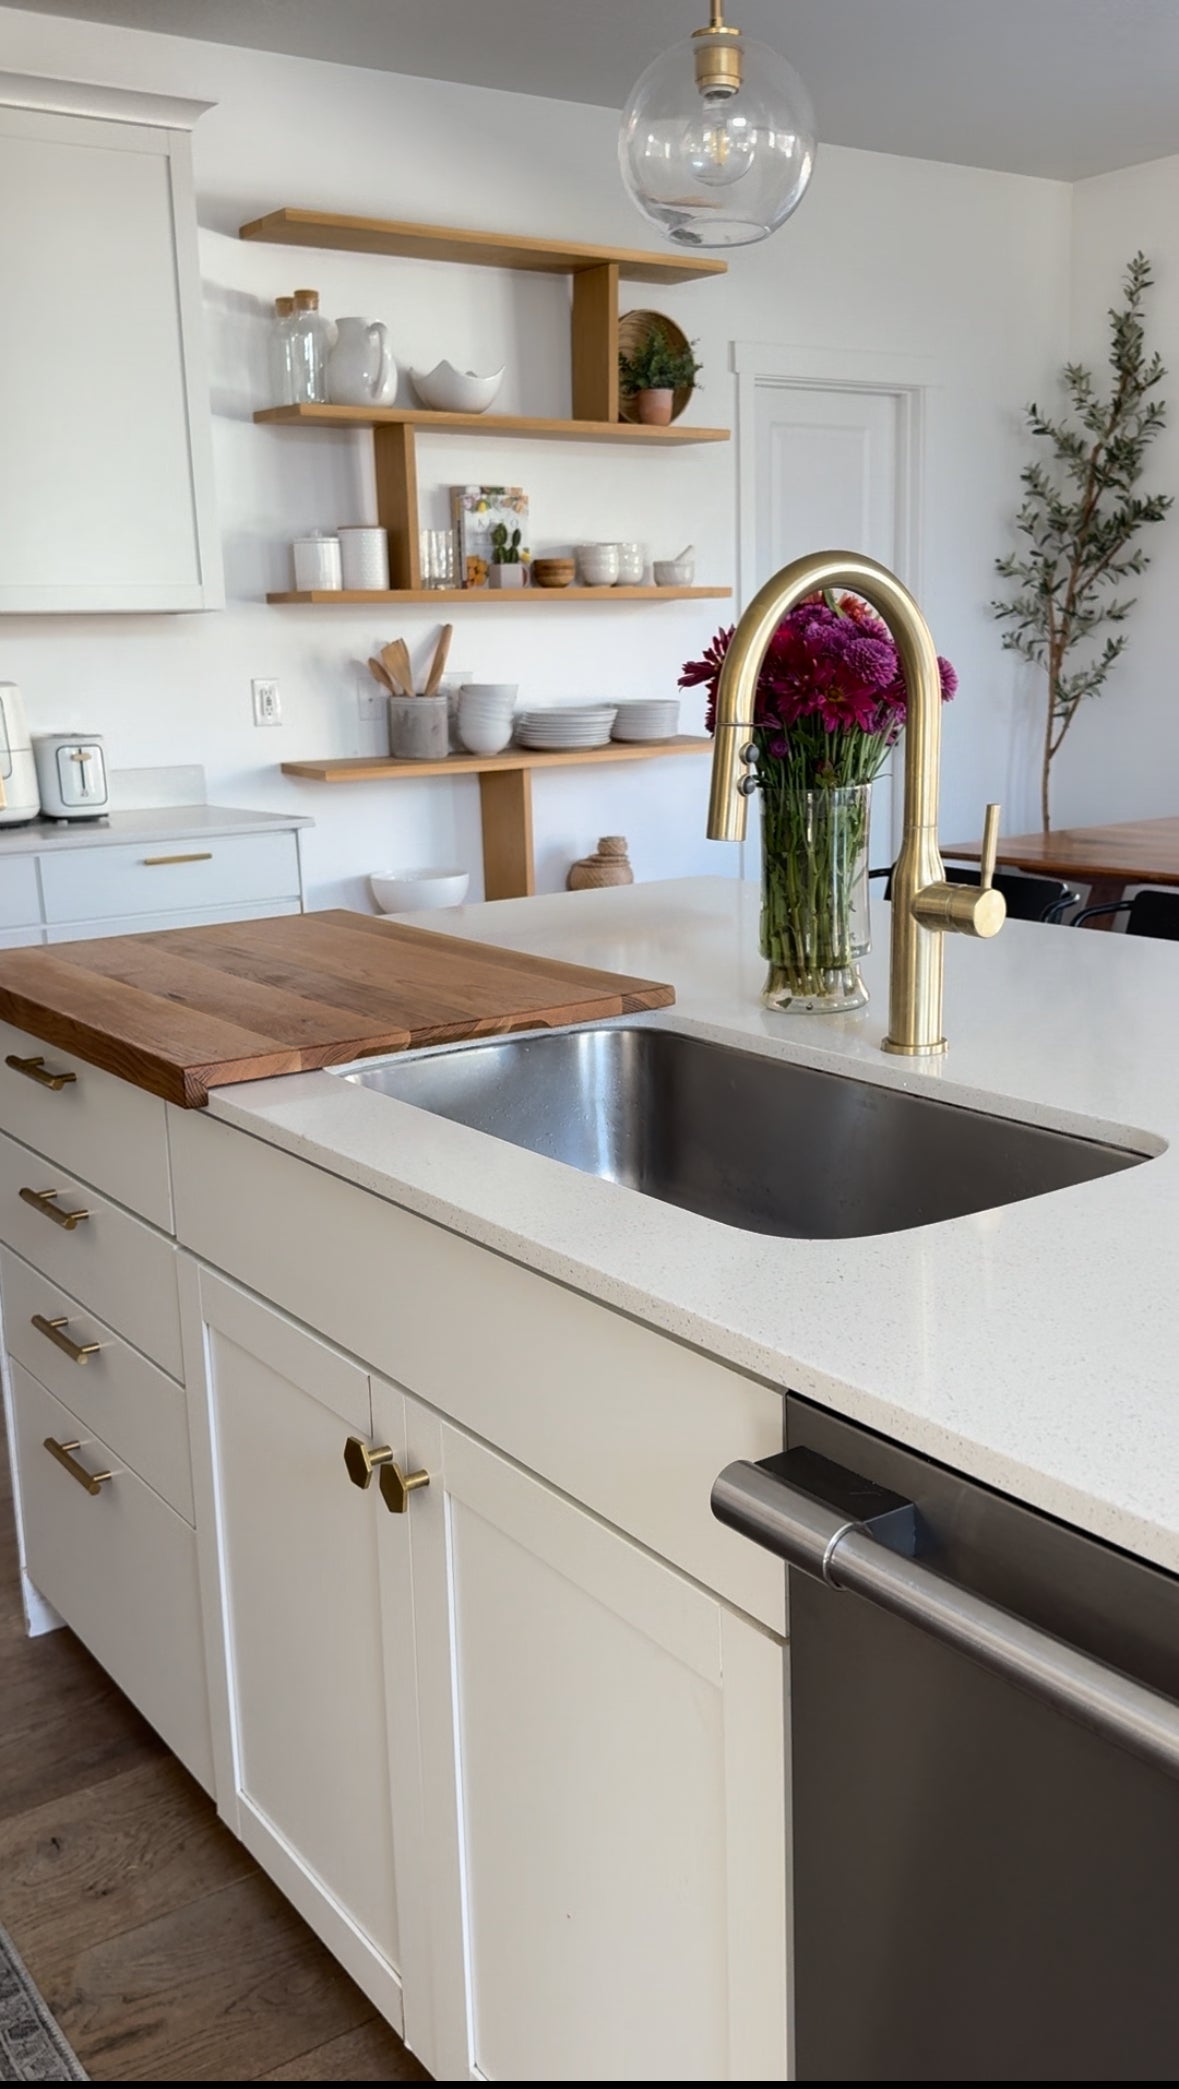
390 1389 788 2083
187 1269 406 2031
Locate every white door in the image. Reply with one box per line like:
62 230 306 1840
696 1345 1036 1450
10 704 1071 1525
387 1384 788 2084
753 381 904 864
190 1270 406 2029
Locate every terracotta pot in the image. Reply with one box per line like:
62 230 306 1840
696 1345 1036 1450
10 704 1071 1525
632 388 675 427
567 836 635 891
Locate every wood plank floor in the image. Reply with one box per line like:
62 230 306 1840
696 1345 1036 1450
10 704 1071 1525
0 1432 431 2082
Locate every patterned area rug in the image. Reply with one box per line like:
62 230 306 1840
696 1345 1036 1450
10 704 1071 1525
0 1927 86 2082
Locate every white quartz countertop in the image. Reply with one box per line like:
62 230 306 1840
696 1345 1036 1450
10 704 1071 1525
208 878 1179 1572
0 804 311 853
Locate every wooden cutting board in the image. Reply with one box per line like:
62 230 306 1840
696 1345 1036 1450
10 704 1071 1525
0 910 674 1107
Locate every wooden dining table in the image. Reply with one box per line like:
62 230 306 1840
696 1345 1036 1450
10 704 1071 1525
945 816 1179 923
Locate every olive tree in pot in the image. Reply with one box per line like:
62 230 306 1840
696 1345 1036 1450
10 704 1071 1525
488 521 526 589
992 253 1171 831
618 323 702 427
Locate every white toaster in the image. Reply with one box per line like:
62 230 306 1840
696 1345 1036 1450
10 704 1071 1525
33 732 110 820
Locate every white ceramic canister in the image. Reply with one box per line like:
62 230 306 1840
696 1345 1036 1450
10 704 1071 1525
388 694 449 761
292 533 342 591
339 525 391 591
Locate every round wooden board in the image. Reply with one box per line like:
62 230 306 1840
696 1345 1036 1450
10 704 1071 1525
618 308 694 425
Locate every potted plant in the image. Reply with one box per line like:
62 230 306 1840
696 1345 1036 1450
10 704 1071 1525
618 323 702 426
488 521 527 588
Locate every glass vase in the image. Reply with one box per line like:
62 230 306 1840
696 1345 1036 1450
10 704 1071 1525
760 783 871 1013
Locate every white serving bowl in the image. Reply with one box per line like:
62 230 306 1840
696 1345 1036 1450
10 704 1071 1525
577 542 621 586
409 360 505 414
653 557 696 587
370 867 470 913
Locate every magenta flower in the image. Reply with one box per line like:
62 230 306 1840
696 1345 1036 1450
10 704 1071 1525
679 592 955 786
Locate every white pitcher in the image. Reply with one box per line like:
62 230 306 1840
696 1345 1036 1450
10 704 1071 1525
326 317 396 406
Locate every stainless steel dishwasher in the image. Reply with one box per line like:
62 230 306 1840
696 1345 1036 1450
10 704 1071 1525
713 1397 1179 2082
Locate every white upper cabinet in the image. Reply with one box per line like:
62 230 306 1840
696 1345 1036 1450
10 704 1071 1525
0 73 222 613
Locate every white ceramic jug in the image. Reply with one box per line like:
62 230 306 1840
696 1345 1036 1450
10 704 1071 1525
326 317 396 406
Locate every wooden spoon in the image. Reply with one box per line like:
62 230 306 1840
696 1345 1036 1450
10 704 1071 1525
380 641 410 696
424 623 453 697
367 656 396 695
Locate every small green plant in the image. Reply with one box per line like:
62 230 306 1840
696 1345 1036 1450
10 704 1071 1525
618 323 702 397
491 522 522 565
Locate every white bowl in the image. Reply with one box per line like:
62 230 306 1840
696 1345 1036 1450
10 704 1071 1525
653 558 696 587
409 360 505 414
576 542 621 586
370 867 470 913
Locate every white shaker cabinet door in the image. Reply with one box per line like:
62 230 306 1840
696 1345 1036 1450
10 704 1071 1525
187 1269 406 2030
386 1387 789 2084
0 84 222 613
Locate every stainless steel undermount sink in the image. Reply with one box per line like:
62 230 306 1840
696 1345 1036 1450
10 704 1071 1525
341 1025 1144 1240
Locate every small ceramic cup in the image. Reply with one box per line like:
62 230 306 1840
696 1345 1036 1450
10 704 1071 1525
577 542 621 586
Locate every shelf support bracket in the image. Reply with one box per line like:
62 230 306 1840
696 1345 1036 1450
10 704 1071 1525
479 768 535 900
571 264 620 424
374 423 422 589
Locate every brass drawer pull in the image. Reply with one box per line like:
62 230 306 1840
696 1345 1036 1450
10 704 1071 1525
5 1053 76 1091
141 851 213 867
32 1313 101 1365
343 1435 430 1512
20 1187 90 1231
43 1436 112 1495
379 1461 430 1516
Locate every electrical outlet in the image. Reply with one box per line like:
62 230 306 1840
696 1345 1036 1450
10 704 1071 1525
357 684 385 725
252 678 282 727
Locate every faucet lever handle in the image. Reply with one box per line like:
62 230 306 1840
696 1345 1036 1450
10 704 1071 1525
979 802 1001 892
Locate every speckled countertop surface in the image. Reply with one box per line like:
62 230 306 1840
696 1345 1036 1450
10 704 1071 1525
207 877 1179 1570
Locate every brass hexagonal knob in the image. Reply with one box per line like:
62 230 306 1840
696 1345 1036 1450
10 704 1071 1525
378 1460 431 1515
343 1436 394 1491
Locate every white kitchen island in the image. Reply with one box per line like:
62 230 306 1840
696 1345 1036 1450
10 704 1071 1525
3 876 1177 2083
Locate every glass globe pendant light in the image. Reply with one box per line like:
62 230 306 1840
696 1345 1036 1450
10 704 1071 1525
618 1 816 247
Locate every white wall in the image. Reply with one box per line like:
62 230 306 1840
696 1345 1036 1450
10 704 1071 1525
1063 157 1179 827
0 5 1070 901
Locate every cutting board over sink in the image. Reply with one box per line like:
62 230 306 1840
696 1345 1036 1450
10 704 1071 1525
0 910 674 1108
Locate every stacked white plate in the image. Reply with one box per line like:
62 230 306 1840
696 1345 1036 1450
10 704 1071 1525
611 698 681 742
515 705 618 751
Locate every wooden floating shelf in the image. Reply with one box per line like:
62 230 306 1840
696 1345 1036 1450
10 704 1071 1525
267 586 731 606
255 403 730 446
281 737 711 901
239 207 727 285
281 736 711 785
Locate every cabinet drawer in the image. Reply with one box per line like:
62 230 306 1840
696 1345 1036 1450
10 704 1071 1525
12 1361 211 1790
0 857 40 929
0 1018 172 1229
3 1246 192 1521
0 1127 181 1375
46 898 300 942
39 831 300 925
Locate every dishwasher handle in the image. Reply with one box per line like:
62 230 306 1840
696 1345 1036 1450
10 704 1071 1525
712 1452 1179 1783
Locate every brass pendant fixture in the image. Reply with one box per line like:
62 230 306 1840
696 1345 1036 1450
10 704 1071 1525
619 0 816 248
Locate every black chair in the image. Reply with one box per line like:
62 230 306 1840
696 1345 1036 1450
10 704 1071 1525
868 863 1078 922
1073 889 1179 940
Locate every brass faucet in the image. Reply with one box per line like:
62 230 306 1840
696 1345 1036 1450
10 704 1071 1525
707 550 1005 1055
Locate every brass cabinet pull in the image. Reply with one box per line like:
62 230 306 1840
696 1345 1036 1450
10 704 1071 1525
5 1053 76 1091
32 1313 101 1364
20 1187 90 1231
343 1436 394 1490
379 1460 430 1516
141 851 213 867
43 1436 112 1495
